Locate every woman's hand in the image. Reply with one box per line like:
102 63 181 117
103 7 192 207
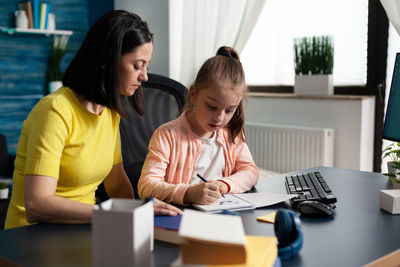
184 182 222 205
153 198 182 216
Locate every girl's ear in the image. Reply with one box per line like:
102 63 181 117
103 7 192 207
189 85 197 103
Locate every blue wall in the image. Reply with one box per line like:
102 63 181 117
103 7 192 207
0 0 90 154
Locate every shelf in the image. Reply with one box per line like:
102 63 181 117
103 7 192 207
0 27 73 37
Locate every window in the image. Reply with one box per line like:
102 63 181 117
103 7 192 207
241 0 369 86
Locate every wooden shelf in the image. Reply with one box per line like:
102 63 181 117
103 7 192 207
0 27 73 37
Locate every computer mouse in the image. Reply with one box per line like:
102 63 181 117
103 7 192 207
297 201 335 217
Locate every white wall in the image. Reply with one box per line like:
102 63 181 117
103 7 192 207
246 94 375 172
114 0 170 76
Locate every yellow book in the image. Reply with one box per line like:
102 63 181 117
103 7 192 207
179 210 247 265
39 3 47 30
172 235 278 267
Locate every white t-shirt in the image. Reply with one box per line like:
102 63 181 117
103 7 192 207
192 132 225 184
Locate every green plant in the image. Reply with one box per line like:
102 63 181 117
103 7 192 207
0 182 7 189
293 35 334 75
48 35 70 82
382 142 400 183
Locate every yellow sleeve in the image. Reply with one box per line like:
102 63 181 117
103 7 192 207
114 126 122 165
24 98 69 179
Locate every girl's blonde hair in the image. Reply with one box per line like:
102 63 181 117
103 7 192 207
186 46 247 142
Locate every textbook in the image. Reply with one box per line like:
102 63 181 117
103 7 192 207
179 210 247 265
154 214 182 244
193 192 297 213
171 235 279 267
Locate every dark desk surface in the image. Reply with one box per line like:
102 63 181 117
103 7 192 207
1 167 399 267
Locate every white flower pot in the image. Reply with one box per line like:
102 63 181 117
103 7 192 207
393 182 400 189
0 188 9 199
48 81 63 94
294 74 333 95
387 161 400 178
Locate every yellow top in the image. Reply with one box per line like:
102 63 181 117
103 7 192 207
5 87 122 229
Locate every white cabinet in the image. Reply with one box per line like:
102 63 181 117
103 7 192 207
246 93 375 172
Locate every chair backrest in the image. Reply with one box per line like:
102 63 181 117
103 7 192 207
96 73 187 201
121 73 187 198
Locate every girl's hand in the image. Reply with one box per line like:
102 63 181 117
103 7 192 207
153 198 183 216
208 180 228 194
184 182 222 205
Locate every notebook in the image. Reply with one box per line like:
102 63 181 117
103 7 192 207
154 214 182 244
192 192 297 213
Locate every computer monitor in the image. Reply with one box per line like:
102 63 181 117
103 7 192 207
383 52 400 142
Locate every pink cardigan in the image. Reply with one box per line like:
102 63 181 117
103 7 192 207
138 111 259 205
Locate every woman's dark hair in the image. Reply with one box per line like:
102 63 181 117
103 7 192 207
62 10 153 116
187 46 247 142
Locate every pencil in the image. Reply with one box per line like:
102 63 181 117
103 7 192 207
196 174 225 198
196 173 207 183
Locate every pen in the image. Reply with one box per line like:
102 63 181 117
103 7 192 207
196 174 225 198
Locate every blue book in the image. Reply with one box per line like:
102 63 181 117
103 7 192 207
32 0 39 29
154 214 182 244
44 3 50 29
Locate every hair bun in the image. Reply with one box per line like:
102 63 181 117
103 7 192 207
216 46 240 61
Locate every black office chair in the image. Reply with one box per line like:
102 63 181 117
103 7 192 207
96 73 188 201
0 134 15 178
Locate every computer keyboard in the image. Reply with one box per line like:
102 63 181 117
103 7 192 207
285 171 337 206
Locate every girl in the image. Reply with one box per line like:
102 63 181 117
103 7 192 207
138 46 259 205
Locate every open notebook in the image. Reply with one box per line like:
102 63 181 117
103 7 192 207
192 192 297 213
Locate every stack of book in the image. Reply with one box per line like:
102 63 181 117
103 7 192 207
154 214 182 245
18 1 51 30
170 210 279 267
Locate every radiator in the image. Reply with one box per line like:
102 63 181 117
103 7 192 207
245 122 334 173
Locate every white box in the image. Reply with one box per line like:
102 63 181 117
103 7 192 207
380 190 400 214
92 198 154 267
294 74 333 95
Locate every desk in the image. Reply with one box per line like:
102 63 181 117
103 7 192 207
0 167 399 267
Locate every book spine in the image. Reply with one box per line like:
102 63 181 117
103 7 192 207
25 1 34 29
39 2 47 30
32 0 39 29
44 3 50 29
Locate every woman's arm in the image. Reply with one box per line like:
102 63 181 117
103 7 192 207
103 163 134 199
24 175 94 224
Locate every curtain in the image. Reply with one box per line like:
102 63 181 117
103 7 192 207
169 0 266 86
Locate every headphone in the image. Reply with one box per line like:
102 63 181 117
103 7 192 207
274 209 303 260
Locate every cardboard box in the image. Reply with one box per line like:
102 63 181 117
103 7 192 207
92 198 154 267
380 189 400 214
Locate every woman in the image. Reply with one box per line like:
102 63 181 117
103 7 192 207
5 10 181 230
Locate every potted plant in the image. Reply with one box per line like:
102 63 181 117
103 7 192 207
382 142 400 188
293 35 334 95
48 35 69 94
0 182 9 199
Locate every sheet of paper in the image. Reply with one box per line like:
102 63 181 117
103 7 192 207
234 192 297 208
179 209 246 245
192 193 255 212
